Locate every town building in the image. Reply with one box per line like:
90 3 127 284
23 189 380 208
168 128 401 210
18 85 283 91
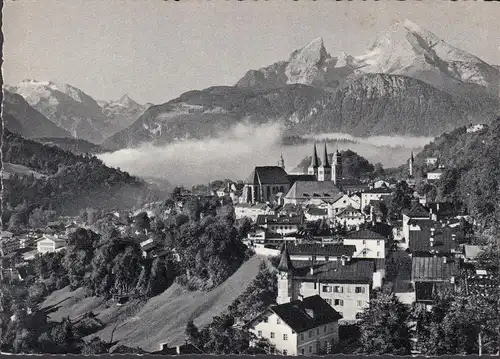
36 235 67 254
426 168 444 181
425 157 438 166
402 202 431 241
335 206 366 229
327 194 361 216
287 243 356 262
276 245 375 322
246 295 342 355
284 181 343 206
408 226 463 257
411 256 459 309
242 166 291 204
234 203 275 222
343 229 388 260
360 187 393 210
256 215 303 236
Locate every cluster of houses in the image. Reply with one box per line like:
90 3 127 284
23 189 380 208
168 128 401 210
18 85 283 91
234 145 490 355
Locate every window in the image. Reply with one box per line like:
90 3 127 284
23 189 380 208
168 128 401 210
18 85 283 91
309 346 312 353
283 350 288 355
258 330 262 337
316 328 320 335
277 318 281 324
325 298 332 305
377 240 381 246
362 240 366 245
357 300 363 307
377 251 381 257
301 333 304 341
333 286 343 293
347 286 351 293
263 317 268 323
355 286 366 294
301 348 305 355
325 256 329 261
309 330 312 338
314 282 317 290
322 285 332 293
283 334 288 341
334 299 344 306
324 325 327 333
270 332 275 339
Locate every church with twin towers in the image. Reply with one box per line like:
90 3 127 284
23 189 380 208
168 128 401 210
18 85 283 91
242 142 362 205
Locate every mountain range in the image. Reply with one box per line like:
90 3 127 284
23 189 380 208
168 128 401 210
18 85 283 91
4 80 152 143
4 19 499 150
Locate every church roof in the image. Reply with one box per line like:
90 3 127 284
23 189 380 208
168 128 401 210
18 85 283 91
321 143 330 168
285 181 343 201
245 166 290 185
309 144 319 168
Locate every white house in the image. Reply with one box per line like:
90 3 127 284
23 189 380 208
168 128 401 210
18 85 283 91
360 187 393 210
427 168 444 180
256 215 303 236
247 295 342 356
425 157 438 166
234 203 275 222
335 206 366 229
326 194 361 218
276 246 375 323
343 229 388 260
36 235 67 254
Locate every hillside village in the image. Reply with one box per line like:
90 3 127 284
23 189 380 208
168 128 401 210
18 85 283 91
1 135 497 356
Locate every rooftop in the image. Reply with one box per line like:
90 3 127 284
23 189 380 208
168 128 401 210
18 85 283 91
287 243 356 257
412 256 460 282
409 227 462 254
403 202 431 218
245 166 290 185
256 214 303 226
285 181 343 201
291 259 374 283
268 295 343 333
345 229 386 240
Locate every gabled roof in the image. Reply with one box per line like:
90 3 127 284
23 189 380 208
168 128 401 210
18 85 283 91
269 295 342 333
409 227 462 254
403 203 430 218
291 259 374 283
345 229 386 240
306 207 328 216
285 181 343 201
412 256 459 281
336 205 360 216
288 243 356 257
245 166 290 185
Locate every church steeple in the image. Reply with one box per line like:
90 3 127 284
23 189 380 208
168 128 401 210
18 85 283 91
322 142 330 168
278 243 294 272
278 154 285 170
318 142 332 181
409 151 414 177
307 143 320 177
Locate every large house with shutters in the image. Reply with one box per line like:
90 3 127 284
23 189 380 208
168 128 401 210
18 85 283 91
275 245 375 323
246 295 342 356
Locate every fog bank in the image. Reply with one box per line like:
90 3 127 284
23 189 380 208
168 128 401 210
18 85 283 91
98 123 433 187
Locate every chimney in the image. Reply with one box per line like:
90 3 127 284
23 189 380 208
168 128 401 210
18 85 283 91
305 308 314 318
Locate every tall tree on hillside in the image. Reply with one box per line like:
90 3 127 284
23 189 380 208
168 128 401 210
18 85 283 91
357 289 412 355
388 181 412 220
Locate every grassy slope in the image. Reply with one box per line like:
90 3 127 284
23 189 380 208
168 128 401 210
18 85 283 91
41 255 265 351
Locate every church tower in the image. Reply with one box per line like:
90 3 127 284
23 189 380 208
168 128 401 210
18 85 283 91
332 148 342 184
307 143 319 178
318 142 332 181
276 243 295 304
408 151 414 177
278 154 285 170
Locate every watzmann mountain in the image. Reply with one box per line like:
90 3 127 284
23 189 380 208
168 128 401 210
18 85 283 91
7 20 500 150
103 19 499 150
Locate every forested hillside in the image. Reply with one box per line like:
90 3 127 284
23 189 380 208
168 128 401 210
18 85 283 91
413 118 500 229
2 128 160 230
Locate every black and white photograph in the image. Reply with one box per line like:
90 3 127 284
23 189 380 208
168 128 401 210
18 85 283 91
1 0 499 356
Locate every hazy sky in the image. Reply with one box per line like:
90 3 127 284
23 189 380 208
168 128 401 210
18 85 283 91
4 0 499 104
